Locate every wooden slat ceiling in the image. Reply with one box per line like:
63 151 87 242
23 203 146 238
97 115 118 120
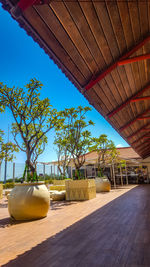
1 0 150 158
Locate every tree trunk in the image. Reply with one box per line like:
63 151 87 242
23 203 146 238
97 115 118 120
58 164 63 176
74 165 80 180
26 149 36 178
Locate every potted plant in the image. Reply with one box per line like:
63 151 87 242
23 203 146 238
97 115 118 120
0 78 59 220
55 106 96 200
90 134 116 192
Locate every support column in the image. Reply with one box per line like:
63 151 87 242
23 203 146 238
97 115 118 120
71 166 72 179
57 165 59 176
54 164 55 177
13 162 15 183
4 159 7 184
43 164 45 180
0 162 1 181
112 162 116 188
120 165 123 186
125 162 128 185
84 166 86 178
95 165 96 178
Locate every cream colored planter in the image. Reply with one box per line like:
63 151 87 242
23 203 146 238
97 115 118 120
8 182 50 221
95 177 111 192
0 184 3 199
51 191 66 201
5 189 12 196
65 179 96 201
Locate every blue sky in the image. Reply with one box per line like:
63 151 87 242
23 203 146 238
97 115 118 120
0 4 128 164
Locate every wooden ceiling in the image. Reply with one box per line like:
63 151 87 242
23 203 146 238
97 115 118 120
1 0 150 158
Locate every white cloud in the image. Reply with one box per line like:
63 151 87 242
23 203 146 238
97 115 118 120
116 144 123 148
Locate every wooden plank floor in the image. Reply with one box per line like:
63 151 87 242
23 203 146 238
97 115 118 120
1 185 150 266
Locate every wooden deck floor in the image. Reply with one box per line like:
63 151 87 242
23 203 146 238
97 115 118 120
0 185 150 266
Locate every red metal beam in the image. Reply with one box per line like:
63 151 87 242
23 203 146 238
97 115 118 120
131 96 150 102
108 83 150 118
127 122 150 140
140 128 150 132
120 107 150 132
17 0 50 11
17 0 38 11
85 36 150 91
137 117 150 120
11 0 50 17
118 53 150 66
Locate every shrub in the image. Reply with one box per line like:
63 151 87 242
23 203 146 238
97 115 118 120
3 182 15 189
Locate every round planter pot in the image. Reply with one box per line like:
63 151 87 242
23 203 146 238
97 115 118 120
8 182 50 221
95 177 111 192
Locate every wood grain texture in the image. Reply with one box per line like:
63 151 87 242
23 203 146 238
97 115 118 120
1 185 150 266
2 0 150 157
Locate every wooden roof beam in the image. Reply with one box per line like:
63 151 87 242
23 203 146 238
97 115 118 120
107 83 150 118
127 122 150 140
143 151 150 158
138 144 150 153
131 132 150 146
140 128 150 132
138 145 150 155
134 138 150 150
120 107 150 132
85 36 150 91
138 148 150 156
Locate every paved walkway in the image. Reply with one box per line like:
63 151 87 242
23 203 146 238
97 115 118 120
1 185 150 266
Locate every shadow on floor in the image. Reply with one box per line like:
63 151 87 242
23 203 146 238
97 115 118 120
2 185 150 267
51 200 78 210
0 202 8 209
0 215 47 229
0 217 13 228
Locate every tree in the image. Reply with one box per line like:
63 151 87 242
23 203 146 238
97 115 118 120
54 132 71 178
0 141 19 162
0 78 59 179
56 106 94 179
0 131 19 182
90 134 116 177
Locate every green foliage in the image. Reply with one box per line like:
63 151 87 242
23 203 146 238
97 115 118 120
0 142 19 162
54 132 71 178
0 78 60 181
3 182 15 189
55 106 94 179
90 134 116 177
6 178 23 183
0 130 4 143
44 179 53 185
0 130 19 169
